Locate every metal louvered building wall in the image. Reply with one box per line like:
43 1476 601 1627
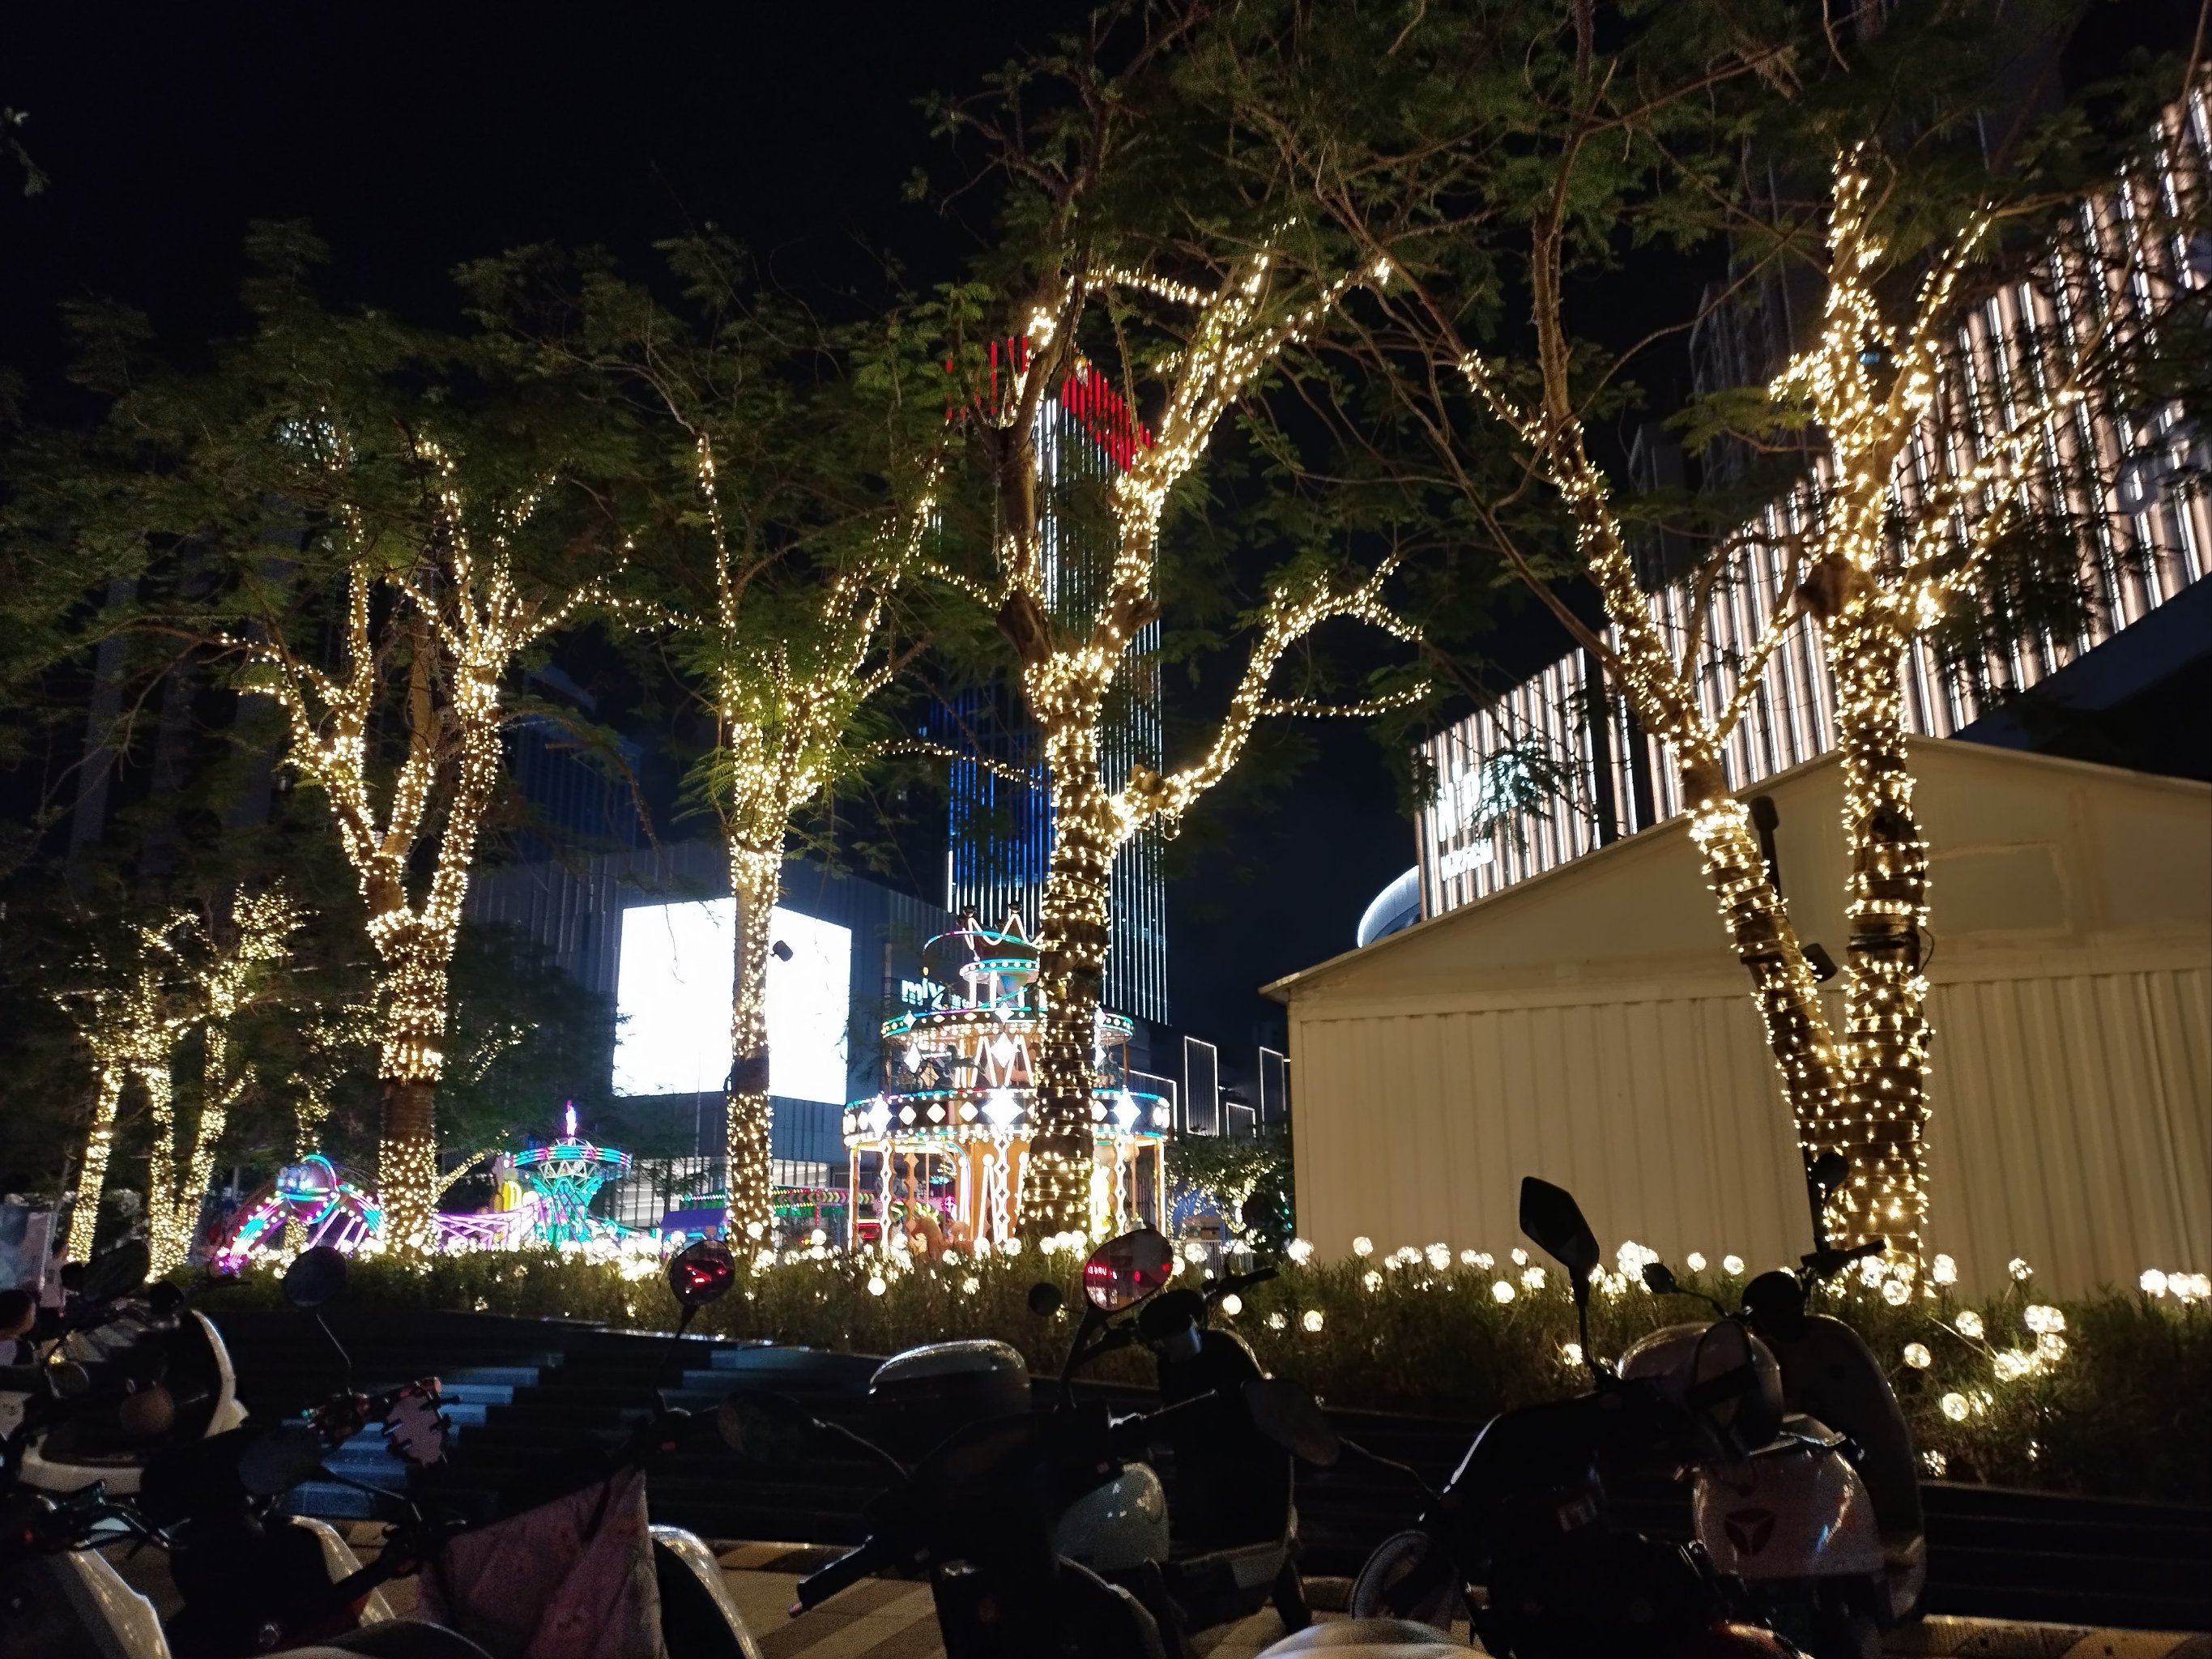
1421 90 2212 920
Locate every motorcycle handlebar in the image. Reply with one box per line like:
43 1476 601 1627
795 1537 889 1611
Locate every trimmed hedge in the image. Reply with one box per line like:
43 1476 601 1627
198 1242 2210 1505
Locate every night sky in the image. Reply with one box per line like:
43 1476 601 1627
0 3 1439 1059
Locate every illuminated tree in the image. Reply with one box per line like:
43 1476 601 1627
141 887 300 1273
55 888 298 1271
48 228 635 1251
933 19 1427 1237
462 239 957 1241
693 476 942 1241
990 262 1418 1238
230 445 612 1250
1203 0 2201 1253
58 932 190 1262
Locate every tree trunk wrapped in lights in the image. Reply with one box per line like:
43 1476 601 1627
161 898 303 1273
1210 10 2200 1260
237 438 612 1254
677 429 944 1243
723 843 780 1240
67 1068 126 1262
978 249 1422 1239
1758 149 2065 1251
58 953 189 1264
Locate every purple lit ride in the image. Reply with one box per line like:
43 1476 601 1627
214 1106 635 1264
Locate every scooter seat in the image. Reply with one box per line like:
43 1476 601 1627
1166 1537 1285 1592
1255 1617 1466 1656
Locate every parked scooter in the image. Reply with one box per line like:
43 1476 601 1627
261 1238 767 1659
1 1243 248 1496
1122 1256 1310 1637
0 1287 483 1659
0 1482 492 1659
725 1227 1236 1657
146 1246 439 1658
1329 1178 1802 1659
855 1227 1305 1655
1627 1153 1926 1659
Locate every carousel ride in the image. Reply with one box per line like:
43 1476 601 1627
843 910 1171 1252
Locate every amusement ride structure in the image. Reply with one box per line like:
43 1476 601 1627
509 1102 633 1247
215 1104 634 1265
843 911 1172 1250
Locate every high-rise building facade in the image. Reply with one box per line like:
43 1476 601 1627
940 360 1170 1026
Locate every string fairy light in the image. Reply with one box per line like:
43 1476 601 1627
234 433 618 1254
987 242 1415 1236
1437 139 2097 1262
57 926 194 1263
682 431 945 1240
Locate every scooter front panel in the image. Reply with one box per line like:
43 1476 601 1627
0 1549 166 1659
291 1514 397 1625
1693 1442 1884 1580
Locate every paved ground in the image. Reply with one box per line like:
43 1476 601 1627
366 1537 1329 1659
101 1525 2212 1659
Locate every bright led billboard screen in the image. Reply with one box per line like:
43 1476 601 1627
612 899 851 1104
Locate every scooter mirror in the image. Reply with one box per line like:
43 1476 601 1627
282 1245 349 1311
1809 1151 1849 1196
716 1389 819 1467
1080 1228 1176 1312
1027 1281 1065 1318
667 1239 738 1311
1642 1261 1680 1296
1242 1379 1341 1467
1518 1177 1601 1283
237 1423 327 1497
79 1240 151 1303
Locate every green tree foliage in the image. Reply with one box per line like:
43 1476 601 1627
1 224 646 1239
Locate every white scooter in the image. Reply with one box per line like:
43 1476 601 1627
0 1337 473 1659
1 1243 246 1499
1626 1157 1927 1659
863 1235 1304 1657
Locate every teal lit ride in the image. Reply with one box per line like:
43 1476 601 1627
512 1103 633 1247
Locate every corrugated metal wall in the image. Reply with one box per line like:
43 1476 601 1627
1928 967 2211 1295
1289 964 2212 1299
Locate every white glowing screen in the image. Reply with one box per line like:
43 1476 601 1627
612 899 850 1103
